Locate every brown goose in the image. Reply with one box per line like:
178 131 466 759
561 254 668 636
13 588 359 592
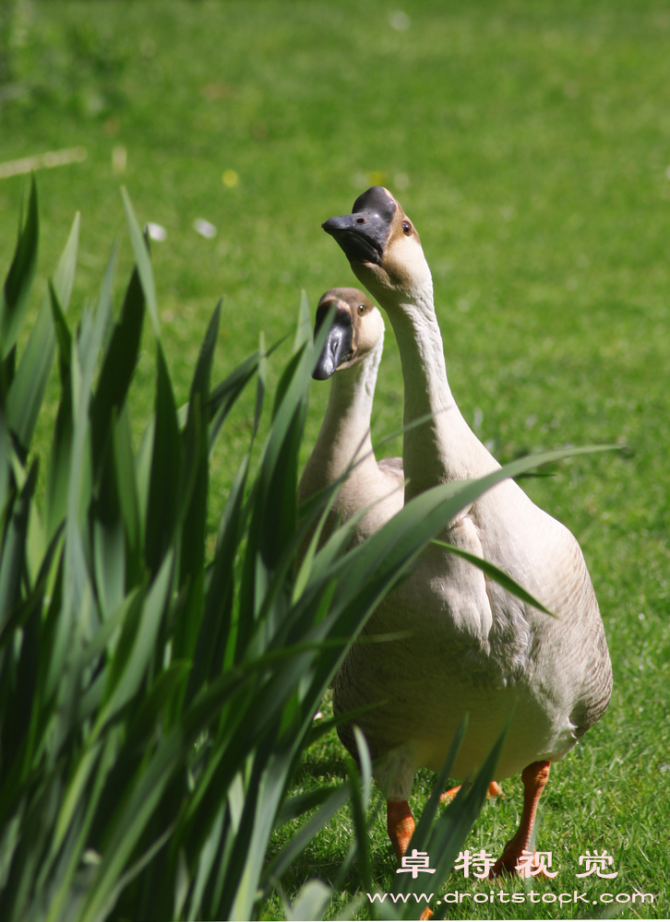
322 187 612 875
299 287 403 544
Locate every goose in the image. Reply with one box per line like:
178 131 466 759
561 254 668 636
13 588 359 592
299 287 404 544
301 286 503 805
322 187 612 875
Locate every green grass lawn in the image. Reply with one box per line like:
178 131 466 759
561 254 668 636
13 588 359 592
1 0 669 918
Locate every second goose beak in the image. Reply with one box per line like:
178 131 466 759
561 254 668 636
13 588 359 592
313 306 354 380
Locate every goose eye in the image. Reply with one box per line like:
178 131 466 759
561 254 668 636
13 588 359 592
402 221 412 235
358 304 366 315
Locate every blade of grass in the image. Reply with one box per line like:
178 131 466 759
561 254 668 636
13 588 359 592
431 539 556 615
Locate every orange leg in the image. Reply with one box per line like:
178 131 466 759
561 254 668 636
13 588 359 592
490 761 551 878
390 782 499 921
388 801 430 916
440 779 502 803
387 799 415 860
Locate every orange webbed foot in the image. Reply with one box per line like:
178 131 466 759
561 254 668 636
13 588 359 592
490 851 552 880
489 849 520 879
440 779 502 803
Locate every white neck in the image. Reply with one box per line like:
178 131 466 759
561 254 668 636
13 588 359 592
381 282 499 499
300 337 383 502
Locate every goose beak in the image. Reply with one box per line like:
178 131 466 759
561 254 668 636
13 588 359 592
312 305 354 380
322 213 388 265
322 186 397 265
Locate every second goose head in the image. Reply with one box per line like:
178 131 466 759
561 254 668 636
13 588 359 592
322 187 432 306
313 287 384 380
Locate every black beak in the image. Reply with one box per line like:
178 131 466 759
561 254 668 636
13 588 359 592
313 307 354 380
322 186 397 265
322 213 389 264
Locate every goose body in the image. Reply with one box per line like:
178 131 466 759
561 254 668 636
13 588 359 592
323 187 612 872
299 287 403 545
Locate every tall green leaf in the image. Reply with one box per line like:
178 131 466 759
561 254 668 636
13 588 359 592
121 188 160 338
179 303 220 587
145 344 181 577
44 280 74 542
90 261 145 479
0 459 38 636
6 213 79 456
0 176 38 363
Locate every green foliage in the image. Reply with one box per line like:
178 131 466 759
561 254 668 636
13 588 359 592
1 185 572 922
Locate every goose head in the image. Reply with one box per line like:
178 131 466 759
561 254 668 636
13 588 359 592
322 187 432 307
312 287 384 380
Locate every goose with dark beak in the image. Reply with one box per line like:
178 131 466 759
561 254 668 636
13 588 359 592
323 188 612 877
299 287 404 545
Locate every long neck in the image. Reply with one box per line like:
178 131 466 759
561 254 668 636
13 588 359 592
383 286 499 499
300 338 383 502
